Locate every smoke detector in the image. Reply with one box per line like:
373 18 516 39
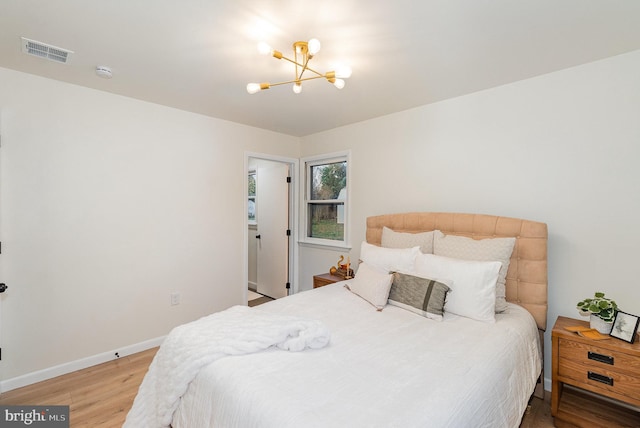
95 66 113 79
21 37 73 64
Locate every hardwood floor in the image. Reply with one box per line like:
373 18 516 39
522 393 555 428
0 346 555 427
248 296 274 307
0 348 158 427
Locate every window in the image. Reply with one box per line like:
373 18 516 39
248 170 256 224
302 152 350 247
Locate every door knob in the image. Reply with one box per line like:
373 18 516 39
255 234 261 239
0 283 7 293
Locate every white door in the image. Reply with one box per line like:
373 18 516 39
0 111 4 387
255 160 290 299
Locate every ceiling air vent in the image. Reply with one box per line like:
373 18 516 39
21 37 73 64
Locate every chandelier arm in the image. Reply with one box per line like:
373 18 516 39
299 54 317 80
268 74 328 87
298 57 309 80
301 64 324 77
279 56 324 77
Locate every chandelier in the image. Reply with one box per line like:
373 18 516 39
246 38 352 94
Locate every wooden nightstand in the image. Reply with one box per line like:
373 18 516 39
313 273 343 288
551 316 640 427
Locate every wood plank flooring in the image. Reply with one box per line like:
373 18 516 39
0 348 157 427
248 296 274 307
523 394 555 428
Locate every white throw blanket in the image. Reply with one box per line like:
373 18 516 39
123 305 330 428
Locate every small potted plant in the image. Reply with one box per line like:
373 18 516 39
576 292 618 334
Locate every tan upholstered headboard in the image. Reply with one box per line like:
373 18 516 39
366 212 548 331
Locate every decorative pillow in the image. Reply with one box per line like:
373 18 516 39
345 262 393 310
413 253 501 323
359 241 420 273
433 230 515 313
381 226 434 254
388 272 450 321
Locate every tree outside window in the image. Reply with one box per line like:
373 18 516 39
305 156 348 244
248 171 256 223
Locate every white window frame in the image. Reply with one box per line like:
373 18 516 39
300 150 351 249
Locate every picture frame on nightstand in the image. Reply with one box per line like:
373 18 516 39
610 310 640 343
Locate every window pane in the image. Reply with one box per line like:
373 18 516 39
310 161 346 200
248 198 255 221
248 173 256 197
308 203 344 240
248 172 256 222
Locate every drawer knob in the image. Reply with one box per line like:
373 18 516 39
588 371 614 386
588 351 614 365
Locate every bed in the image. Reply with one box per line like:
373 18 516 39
127 212 548 428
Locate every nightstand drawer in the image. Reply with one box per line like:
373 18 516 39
559 339 640 377
558 356 640 400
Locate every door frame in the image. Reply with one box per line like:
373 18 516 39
243 152 299 304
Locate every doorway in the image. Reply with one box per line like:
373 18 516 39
245 154 298 301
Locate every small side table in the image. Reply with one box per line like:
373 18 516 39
551 315 640 427
313 273 344 288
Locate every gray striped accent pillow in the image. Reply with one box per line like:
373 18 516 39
388 272 450 321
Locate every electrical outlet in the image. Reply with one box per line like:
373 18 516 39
170 292 180 306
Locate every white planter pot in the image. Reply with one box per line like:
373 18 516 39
590 314 613 334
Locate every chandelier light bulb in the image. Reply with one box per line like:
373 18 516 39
333 79 345 89
257 42 272 55
335 65 352 79
246 83 261 94
308 38 321 55
293 83 302 94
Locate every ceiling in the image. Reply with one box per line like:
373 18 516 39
1 1 640 137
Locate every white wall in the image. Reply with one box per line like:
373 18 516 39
0 67 299 384
299 49 640 387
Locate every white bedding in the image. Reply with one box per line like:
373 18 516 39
172 282 541 428
124 305 330 428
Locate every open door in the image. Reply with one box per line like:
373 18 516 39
254 159 290 299
0 110 4 389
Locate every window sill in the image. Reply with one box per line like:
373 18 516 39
298 241 352 252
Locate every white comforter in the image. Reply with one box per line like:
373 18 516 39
172 283 541 428
123 305 330 428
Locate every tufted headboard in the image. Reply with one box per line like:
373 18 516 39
366 212 548 331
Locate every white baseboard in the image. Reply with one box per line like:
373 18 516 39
544 376 551 392
0 336 165 393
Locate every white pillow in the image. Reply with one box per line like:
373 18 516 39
346 262 393 310
381 226 434 254
413 253 501 323
360 241 420 273
433 231 515 313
